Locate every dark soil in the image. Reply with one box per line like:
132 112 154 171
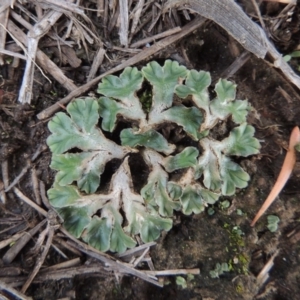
1 4 300 300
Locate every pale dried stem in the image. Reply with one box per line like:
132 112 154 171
54 237 83 256
5 145 46 193
42 258 81 272
97 0 104 17
256 250 279 286
119 0 129 46
7 20 77 95
116 241 156 258
263 0 296 3
39 180 52 210
251 0 266 31
3 219 47 264
31 168 41 206
0 0 10 65
130 26 181 48
130 0 144 35
133 247 149 267
0 232 25 250
30 0 85 16
144 268 200 276
18 8 67 104
61 227 163 287
13 187 48 217
0 180 7 203
87 48 106 81
0 281 32 300
218 51 251 81
21 225 55 293
1 160 9 204
0 48 26 60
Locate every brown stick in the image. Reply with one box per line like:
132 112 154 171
21 226 55 293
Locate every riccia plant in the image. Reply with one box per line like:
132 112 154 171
47 60 260 253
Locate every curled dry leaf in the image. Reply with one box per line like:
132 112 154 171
251 126 300 226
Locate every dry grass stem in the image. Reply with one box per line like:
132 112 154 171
60 227 163 287
118 0 129 46
21 224 55 293
116 241 156 258
0 47 26 60
256 250 279 286
0 232 25 250
2 219 47 264
133 247 150 267
39 180 52 210
144 269 200 276
0 0 10 65
42 258 81 272
130 26 181 48
218 51 251 80
18 8 67 104
263 0 296 3
31 168 41 206
0 281 32 300
13 187 48 217
87 47 106 81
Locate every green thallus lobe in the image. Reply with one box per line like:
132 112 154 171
47 60 261 253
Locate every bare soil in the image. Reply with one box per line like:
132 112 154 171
1 3 300 300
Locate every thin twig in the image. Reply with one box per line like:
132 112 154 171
13 187 47 217
41 258 81 272
1 160 9 188
0 232 25 250
144 268 200 276
18 7 67 104
21 225 55 293
116 241 156 258
2 219 47 264
87 48 106 81
0 48 26 60
251 0 266 32
0 281 32 300
31 168 41 206
130 27 181 48
118 0 129 46
39 180 52 210
5 145 47 193
0 180 7 203
133 247 149 267
256 250 279 286
7 20 77 92
61 228 162 287
0 0 10 65
54 236 83 257
5 160 31 193
218 51 251 81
